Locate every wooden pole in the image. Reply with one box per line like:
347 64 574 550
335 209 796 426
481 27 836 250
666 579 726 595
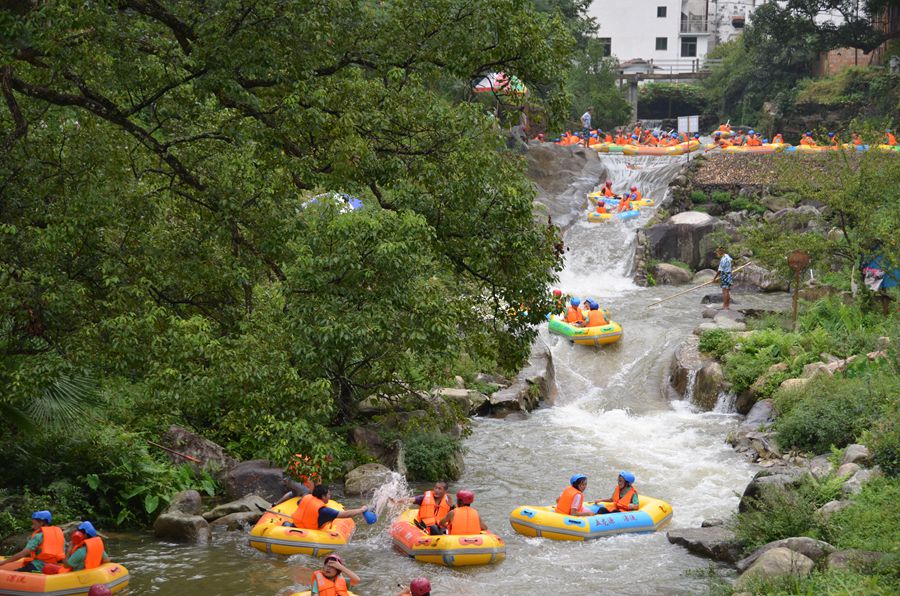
647 262 753 307
791 270 801 330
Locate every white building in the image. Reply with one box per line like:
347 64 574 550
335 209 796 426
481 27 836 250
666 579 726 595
588 0 771 73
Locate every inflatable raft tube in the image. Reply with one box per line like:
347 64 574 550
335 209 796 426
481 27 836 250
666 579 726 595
547 315 622 346
722 144 782 154
0 560 130 596
390 509 505 567
509 496 673 541
587 209 639 222
248 497 356 557
875 144 900 152
590 195 654 208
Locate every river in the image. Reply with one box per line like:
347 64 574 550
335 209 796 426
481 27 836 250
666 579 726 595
111 153 782 595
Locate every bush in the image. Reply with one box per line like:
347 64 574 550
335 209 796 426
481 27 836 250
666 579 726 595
690 190 707 204
698 329 735 359
733 570 900 596
824 476 900 553
867 413 900 477
402 432 463 482
711 191 732 204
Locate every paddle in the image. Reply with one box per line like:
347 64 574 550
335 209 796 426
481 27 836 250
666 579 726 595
646 262 753 308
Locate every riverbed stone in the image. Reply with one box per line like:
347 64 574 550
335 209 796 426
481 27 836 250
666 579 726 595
693 269 717 284
225 460 287 502
701 306 719 319
739 470 801 513
825 549 887 572
842 467 880 496
693 322 720 336
736 538 835 573
666 527 743 563
344 463 392 496
733 263 787 292
816 500 852 519
841 444 872 466
208 510 263 530
670 336 704 400
654 263 692 285
647 211 729 270
807 454 834 481
202 494 269 521
835 462 860 478
433 387 488 415
701 518 724 528
153 510 210 542
741 399 776 430
694 361 725 411
801 361 831 380
488 340 555 415
713 313 746 331
166 490 203 516
778 377 810 392
736 547 814 587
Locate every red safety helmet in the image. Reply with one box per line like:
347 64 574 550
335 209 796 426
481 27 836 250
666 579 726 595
630 186 637 191
456 490 475 505
410 577 432 596
323 553 344 565
88 586 112 596
605 180 612 185
552 289 562 296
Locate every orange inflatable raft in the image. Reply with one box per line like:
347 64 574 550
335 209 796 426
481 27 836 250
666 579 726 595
390 509 505 567
0 558 129 596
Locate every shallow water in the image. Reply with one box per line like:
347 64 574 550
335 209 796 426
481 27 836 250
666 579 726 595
109 153 788 595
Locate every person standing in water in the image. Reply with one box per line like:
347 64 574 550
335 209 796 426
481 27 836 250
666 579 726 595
713 247 733 310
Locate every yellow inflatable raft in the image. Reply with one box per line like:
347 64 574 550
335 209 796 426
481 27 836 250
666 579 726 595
588 193 654 208
248 497 356 557
0 559 129 596
548 315 622 346
509 496 672 541
390 509 506 567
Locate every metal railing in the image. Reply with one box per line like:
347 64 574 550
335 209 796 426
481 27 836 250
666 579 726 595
680 18 710 33
621 57 722 75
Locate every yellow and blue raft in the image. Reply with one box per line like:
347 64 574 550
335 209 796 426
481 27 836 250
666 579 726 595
509 496 673 541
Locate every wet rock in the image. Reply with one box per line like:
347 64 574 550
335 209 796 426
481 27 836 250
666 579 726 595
714 313 746 331
474 372 510 387
654 263 692 285
816 500 852 519
841 444 872 466
344 463 392 496
701 518 724 527
647 211 730 270
670 336 704 399
701 307 718 319
842 468 880 496
807 454 834 481
208 510 263 530
666 527 743 563
166 490 203 516
760 195 793 212
161 425 237 480
825 549 886 572
433 387 488 415
736 537 835 573
486 340 555 417
701 293 737 305
453 375 465 388
694 361 725 411
733 264 787 292
835 463 860 478
735 548 814 587
747 431 781 460
153 511 210 543
693 269 717 284
739 470 801 513
714 309 745 323
225 460 287 502
203 495 270 521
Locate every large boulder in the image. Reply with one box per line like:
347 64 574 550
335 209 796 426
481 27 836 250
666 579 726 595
153 511 210 542
714 312 746 331
486 340 555 416
666 527 743 563
736 547 814 588
842 467 880 496
825 549 887 572
344 463 392 496
693 269 717 284
161 425 237 480
807 454 835 481
432 387 488 415
647 211 730 270
739 470 801 513
653 263 692 285
693 361 725 411
670 336 704 400
733 264 787 292
208 511 264 530
225 460 287 502
166 490 203 516
765 205 822 231
841 444 872 466
816 500 852 519
202 494 270 522
741 399 776 430
736 538 835 573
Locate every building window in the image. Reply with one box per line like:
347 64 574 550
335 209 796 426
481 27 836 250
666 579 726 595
656 37 668 51
681 36 697 57
598 38 612 57
657 6 667 17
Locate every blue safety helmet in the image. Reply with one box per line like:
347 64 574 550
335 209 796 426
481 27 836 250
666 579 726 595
570 297 581 306
77 521 98 538
32 510 52 523
586 299 598 309
748 130 755 135
619 471 636 484
763 138 770 144
570 474 587 486
828 132 836 137
652 132 659 138
806 131 813 136
631 134 638 139
693 133 700 138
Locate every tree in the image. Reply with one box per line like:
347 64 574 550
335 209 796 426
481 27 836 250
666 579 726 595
566 38 632 129
0 1 571 477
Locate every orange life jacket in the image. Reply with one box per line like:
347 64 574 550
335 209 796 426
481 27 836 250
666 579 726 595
602 186 614 198
311 570 349 596
83 537 104 570
852 135 862 145
614 134 625 144
800 137 815 146
646 136 658 146
718 138 732 147
417 491 451 526
604 133 613 143
30 527 65 564
718 124 729 131
607 484 638 512
886 132 897 145
772 134 783 144
618 199 632 212
292 494 327 529
449 506 482 535
732 135 743 146
555 485 583 514
634 126 642 137
564 306 584 325
585 310 607 327
632 190 642 201
596 204 607 214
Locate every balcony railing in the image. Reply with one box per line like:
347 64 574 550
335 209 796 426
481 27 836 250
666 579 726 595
680 18 709 33
620 57 723 76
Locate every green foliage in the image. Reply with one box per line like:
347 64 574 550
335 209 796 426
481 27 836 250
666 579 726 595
866 412 900 477
689 190 707 204
698 329 736 359
722 328 807 395
565 38 632 129
735 481 822 553
826 476 900 552
711 191 732 205
637 83 708 120
402 432 463 482
795 67 900 115
732 570 900 596
0 483 91 542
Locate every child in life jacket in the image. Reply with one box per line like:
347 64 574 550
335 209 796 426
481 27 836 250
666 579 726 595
309 553 359 596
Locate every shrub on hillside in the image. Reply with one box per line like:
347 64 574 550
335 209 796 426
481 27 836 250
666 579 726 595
823 476 900 553
698 329 735 359
403 432 463 481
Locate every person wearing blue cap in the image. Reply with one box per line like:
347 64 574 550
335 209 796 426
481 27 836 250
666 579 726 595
594 471 640 514
564 297 585 326
583 300 608 328
2 511 65 572
289 484 371 530
555 474 593 516
63 522 110 571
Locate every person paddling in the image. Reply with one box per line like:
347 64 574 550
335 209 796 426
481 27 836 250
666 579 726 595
564 297 585 327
